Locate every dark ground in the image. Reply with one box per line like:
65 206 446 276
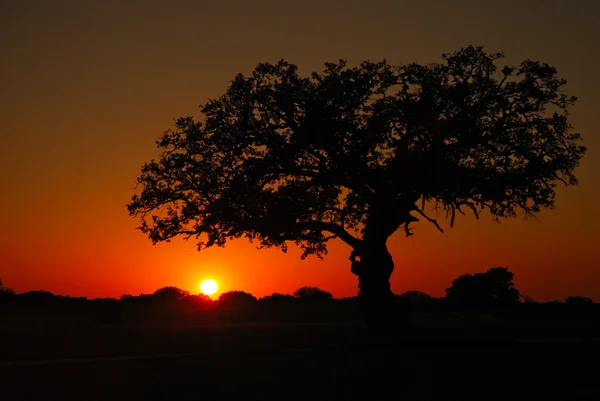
1 318 598 401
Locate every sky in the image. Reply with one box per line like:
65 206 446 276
1 0 598 301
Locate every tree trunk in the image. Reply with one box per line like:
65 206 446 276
350 243 410 328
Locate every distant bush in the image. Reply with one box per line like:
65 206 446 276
521 295 535 303
445 267 520 307
17 290 56 302
181 293 213 312
151 286 190 301
0 278 15 300
565 296 594 306
399 290 433 304
184 293 212 303
218 291 257 308
293 287 332 300
259 293 296 303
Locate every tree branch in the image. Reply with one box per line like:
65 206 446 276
295 220 361 249
412 205 444 233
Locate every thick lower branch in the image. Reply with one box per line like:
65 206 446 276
295 220 361 249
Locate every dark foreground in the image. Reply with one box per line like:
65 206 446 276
1 321 598 401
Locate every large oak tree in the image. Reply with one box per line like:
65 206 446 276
128 46 586 326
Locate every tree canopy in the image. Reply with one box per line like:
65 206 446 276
445 267 520 306
128 46 585 259
565 296 593 306
218 291 257 305
152 286 190 301
0 278 15 299
293 286 333 300
399 290 433 304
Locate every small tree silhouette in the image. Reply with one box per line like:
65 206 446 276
18 290 55 301
218 291 257 308
129 46 586 327
565 296 593 306
521 295 535 303
399 290 433 304
260 293 296 303
445 267 520 307
0 277 15 300
152 286 190 301
185 293 212 303
293 286 332 300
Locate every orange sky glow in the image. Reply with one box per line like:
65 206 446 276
1 0 598 301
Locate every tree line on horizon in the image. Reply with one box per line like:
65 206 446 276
1 268 594 307
1 268 597 328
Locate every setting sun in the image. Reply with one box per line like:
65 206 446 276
200 279 218 296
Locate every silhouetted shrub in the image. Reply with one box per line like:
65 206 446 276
293 287 332 300
259 293 296 303
151 286 190 301
218 291 257 308
182 293 214 312
0 278 15 301
17 290 56 303
399 290 433 304
445 267 520 307
184 293 212 303
565 296 594 306
521 295 535 303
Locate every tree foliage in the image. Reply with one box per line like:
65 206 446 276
445 267 520 306
218 291 257 306
259 293 296 303
293 286 333 300
565 296 593 305
152 286 190 301
128 46 585 259
0 277 15 299
399 290 433 303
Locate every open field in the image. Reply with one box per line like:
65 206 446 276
1 319 599 401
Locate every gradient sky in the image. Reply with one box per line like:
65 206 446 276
1 0 598 301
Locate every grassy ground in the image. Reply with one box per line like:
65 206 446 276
1 317 598 401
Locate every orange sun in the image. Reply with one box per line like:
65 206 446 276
200 279 218 296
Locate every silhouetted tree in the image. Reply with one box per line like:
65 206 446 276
399 290 433 304
152 286 190 301
565 296 593 306
18 290 55 302
0 278 15 300
128 46 586 327
218 291 257 308
293 286 333 300
259 293 296 303
521 295 535 303
445 267 520 307
184 293 212 303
